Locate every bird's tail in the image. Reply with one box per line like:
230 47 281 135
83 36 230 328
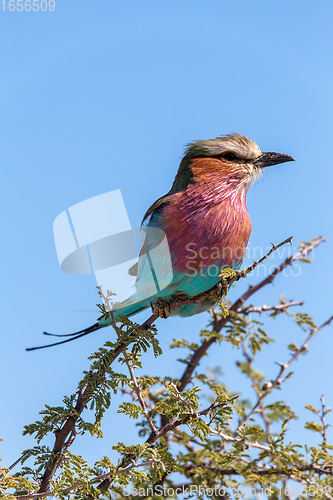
26 301 150 351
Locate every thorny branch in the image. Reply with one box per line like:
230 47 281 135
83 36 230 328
93 394 239 495
93 240 330 497
237 300 304 315
35 313 156 494
239 339 273 434
13 397 238 500
208 428 270 452
21 236 329 498
239 315 333 427
178 236 325 392
97 286 157 435
165 236 294 312
183 463 333 477
12 461 155 500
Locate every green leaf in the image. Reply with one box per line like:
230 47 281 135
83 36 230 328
305 421 324 433
117 403 143 419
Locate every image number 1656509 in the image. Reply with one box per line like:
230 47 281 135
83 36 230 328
1 0 55 10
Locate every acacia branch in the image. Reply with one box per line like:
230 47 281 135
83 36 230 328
239 339 273 434
184 463 333 477
237 301 304 315
37 314 156 494
239 315 333 427
13 461 154 500
166 236 294 312
125 358 157 433
36 237 326 495
97 286 157 436
178 236 325 392
94 396 238 494
208 427 270 451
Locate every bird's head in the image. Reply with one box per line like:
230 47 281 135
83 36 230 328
172 133 294 192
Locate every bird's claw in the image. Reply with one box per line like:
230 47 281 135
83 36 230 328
152 298 170 319
221 278 229 296
218 268 248 297
210 281 224 298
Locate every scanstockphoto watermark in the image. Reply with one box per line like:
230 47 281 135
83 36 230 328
53 190 174 310
53 190 313 311
124 484 332 498
123 485 273 498
184 241 315 278
247 240 315 278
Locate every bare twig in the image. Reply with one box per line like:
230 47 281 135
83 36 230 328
245 236 294 274
237 301 304 315
123 358 157 434
97 286 157 436
178 237 325 392
238 340 272 435
171 430 200 452
215 236 325 331
166 237 294 312
184 462 333 477
239 315 333 427
208 427 270 452
320 395 330 452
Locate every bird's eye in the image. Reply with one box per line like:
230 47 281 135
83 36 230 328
220 152 237 161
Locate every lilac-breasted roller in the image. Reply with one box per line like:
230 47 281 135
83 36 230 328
47 133 294 340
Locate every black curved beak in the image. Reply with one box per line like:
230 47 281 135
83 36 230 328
253 152 295 169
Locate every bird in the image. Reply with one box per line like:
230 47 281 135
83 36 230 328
36 133 294 348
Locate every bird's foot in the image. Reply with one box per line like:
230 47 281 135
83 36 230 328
210 281 224 298
218 268 248 296
209 283 229 319
152 298 170 319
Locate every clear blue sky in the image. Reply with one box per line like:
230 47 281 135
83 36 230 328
1 0 333 475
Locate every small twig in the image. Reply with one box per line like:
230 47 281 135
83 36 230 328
246 236 293 274
198 396 239 418
178 237 325 393
125 359 157 435
208 427 270 452
183 462 333 477
167 382 196 415
218 236 326 330
239 340 273 434
237 301 304 315
167 383 238 422
118 387 154 410
97 286 157 435
118 386 138 400
171 430 202 452
165 237 294 312
320 395 330 452
240 315 333 427
257 408 272 435
240 340 253 366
